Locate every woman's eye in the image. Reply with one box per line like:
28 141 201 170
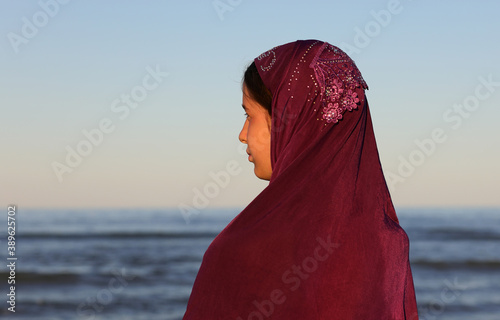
244 112 249 119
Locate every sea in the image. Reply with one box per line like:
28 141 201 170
0 207 499 320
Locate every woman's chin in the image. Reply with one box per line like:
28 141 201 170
254 167 272 181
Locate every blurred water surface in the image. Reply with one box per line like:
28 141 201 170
0 207 499 319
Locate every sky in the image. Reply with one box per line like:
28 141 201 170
1 0 499 211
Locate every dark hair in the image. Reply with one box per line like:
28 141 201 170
243 62 273 116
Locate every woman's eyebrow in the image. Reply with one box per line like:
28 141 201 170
241 104 247 111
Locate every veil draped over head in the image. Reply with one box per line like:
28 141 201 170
183 40 418 320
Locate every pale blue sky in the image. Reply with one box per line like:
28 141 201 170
1 0 499 210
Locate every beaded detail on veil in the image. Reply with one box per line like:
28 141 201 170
311 43 369 125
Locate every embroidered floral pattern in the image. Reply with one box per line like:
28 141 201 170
342 90 360 111
311 44 368 124
323 102 342 123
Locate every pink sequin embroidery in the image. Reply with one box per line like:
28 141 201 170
311 44 368 124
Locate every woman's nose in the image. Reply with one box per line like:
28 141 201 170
239 119 248 144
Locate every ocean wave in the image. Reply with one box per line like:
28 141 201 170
407 228 500 242
0 271 83 284
0 270 149 285
426 228 500 241
13 230 220 240
412 259 500 270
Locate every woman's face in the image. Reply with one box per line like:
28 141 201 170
239 84 272 181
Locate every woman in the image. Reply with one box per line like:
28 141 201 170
183 40 418 319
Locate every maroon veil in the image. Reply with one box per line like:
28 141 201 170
183 40 418 320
